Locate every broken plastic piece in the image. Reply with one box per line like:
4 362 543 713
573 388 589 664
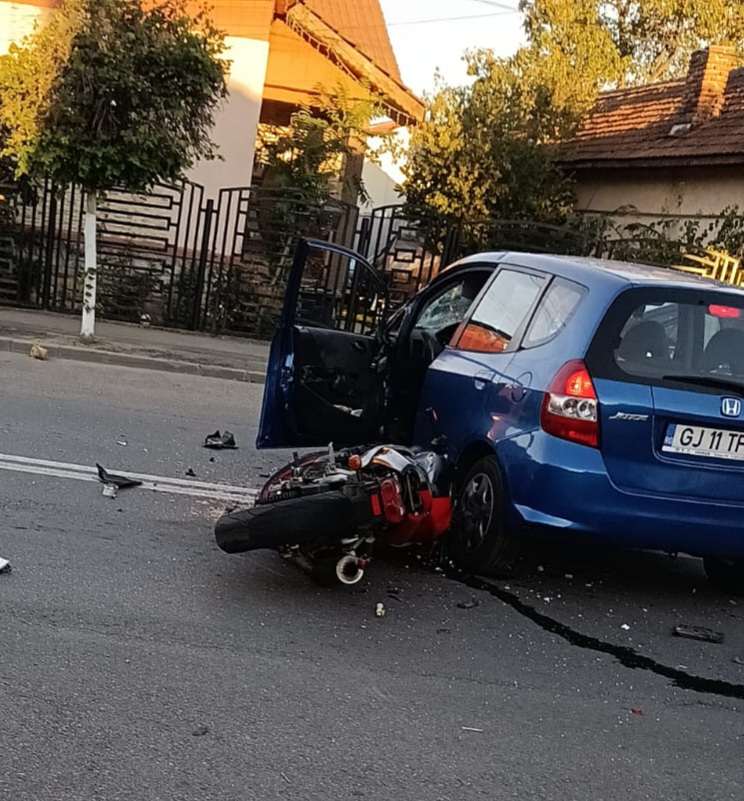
102 484 118 499
185 468 197 478
457 598 480 610
0 557 11 574
96 464 143 490
672 624 724 644
204 431 238 450
375 603 386 618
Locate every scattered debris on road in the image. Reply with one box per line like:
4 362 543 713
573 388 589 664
29 343 48 361
116 436 128 447
96 464 143 490
204 430 238 450
0 557 11 574
191 725 209 737
673 624 724 644
375 603 386 618
457 598 480 610
620 624 631 631
630 708 643 717
732 656 744 666
185 468 197 477
461 726 484 733
102 484 118 499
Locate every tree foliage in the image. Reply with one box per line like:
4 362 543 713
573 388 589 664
0 0 228 191
402 55 577 226
521 0 744 86
256 89 384 206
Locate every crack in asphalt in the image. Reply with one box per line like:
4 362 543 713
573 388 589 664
455 572 744 702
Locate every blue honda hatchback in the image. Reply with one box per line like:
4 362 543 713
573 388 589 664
258 239 744 591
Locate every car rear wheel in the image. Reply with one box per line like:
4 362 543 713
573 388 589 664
704 556 744 595
449 456 521 577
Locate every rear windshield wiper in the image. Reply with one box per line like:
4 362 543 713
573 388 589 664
662 374 744 396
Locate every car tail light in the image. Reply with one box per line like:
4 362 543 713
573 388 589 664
540 360 599 448
709 304 741 319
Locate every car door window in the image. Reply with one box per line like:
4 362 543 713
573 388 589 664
414 272 491 338
455 269 545 353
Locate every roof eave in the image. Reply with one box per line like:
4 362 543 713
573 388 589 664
284 3 424 126
558 154 744 170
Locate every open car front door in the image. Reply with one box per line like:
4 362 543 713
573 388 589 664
257 239 389 449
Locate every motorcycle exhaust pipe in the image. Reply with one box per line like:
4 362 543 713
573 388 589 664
335 555 365 586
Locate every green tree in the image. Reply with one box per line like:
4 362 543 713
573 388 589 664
521 0 744 85
402 54 577 227
0 0 228 338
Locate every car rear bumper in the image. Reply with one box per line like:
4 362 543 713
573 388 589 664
500 433 744 558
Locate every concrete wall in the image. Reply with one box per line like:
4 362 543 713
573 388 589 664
186 35 269 200
0 2 50 54
574 165 744 218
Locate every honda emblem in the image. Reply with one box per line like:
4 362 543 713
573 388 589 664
721 397 742 418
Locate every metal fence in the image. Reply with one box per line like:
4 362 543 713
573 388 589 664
0 179 603 338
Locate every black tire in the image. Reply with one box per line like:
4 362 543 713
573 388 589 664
449 456 521 577
215 491 355 554
704 556 744 595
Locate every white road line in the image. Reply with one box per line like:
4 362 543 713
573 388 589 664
0 452 258 503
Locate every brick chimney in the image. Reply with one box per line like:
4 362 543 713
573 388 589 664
680 45 739 126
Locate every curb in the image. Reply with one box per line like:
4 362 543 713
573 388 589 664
0 336 267 384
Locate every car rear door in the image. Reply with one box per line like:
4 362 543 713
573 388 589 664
257 239 388 449
414 266 548 457
586 287 744 503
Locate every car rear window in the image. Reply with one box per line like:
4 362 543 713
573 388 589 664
586 287 744 393
523 278 585 348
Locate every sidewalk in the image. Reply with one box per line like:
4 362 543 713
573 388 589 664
0 308 269 383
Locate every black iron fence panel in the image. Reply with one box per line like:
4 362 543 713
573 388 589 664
194 187 360 338
0 179 206 326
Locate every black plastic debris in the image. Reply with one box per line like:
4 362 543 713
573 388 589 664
185 468 197 478
204 431 238 450
192 725 209 737
457 598 480 610
96 463 143 490
0 557 11 575
673 624 724 644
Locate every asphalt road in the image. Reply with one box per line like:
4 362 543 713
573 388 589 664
1 352 743 801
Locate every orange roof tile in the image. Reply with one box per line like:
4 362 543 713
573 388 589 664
560 59 744 168
301 0 401 81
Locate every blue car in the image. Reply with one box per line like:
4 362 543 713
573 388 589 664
258 239 744 591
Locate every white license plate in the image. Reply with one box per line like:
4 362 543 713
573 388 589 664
663 424 744 462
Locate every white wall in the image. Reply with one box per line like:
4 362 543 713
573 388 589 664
187 35 269 200
0 2 50 54
360 160 404 211
575 166 744 218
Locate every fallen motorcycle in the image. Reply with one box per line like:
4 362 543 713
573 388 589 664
215 444 452 586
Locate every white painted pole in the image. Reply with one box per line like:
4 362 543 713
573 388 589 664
80 192 98 339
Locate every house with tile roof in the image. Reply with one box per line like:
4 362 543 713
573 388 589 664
559 46 744 222
0 0 422 201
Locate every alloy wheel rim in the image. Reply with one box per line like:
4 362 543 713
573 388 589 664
460 472 495 552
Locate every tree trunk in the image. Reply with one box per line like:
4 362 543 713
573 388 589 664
80 192 98 339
